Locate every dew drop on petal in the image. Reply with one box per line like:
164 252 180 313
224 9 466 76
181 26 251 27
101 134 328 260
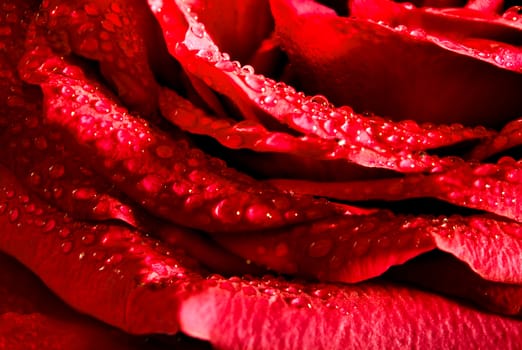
244 74 266 92
48 164 65 179
190 22 205 38
81 233 96 246
61 241 73 254
290 296 312 308
43 219 56 233
155 145 174 159
308 239 333 258
58 227 71 238
213 198 241 224
274 242 289 257
8 208 19 223
139 175 163 193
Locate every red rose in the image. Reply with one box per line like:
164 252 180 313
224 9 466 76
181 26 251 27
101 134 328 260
2 0 522 348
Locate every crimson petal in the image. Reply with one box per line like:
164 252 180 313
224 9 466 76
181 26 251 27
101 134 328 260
0 253 159 350
19 45 344 233
269 156 522 222
387 252 522 317
183 0 274 64
0 164 203 334
149 0 494 176
36 0 161 115
271 0 522 127
179 278 522 349
3 162 520 347
217 212 522 285
470 117 522 160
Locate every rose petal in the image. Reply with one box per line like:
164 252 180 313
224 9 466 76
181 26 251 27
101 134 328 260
179 278 522 349
0 164 208 334
470 117 522 160
34 0 161 115
0 253 158 350
217 212 522 285
18 43 344 233
269 157 522 222
271 0 522 126
217 211 436 283
150 0 494 176
184 0 274 63
387 252 522 316
159 83 487 178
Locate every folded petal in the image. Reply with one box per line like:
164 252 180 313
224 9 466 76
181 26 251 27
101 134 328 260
269 157 522 222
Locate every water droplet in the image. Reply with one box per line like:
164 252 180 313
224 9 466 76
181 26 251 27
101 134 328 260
312 288 331 299
224 134 244 148
84 3 99 15
72 187 97 201
242 285 257 296
308 239 333 258
351 237 370 256
310 94 329 107
290 296 311 308
8 208 19 223
94 100 111 113
34 136 48 150
261 95 277 107
81 233 96 245
139 175 163 193
155 145 174 159
190 22 205 38
274 242 289 257
240 65 255 75
48 164 65 179
219 281 237 292
61 241 73 254
0 203 7 215
213 199 241 224
106 253 123 265
43 219 56 233
5 188 15 199
215 59 237 72
503 6 522 21
244 74 266 92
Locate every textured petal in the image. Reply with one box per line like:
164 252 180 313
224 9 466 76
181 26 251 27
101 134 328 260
159 86 466 176
179 278 522 349
217 212 522 285
0 164 202 334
